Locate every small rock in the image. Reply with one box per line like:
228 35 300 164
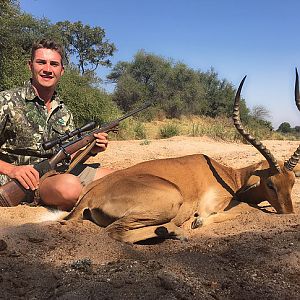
28 236 44 243
70 258 92 273
0 239 7 251
9 251 21 257
157 272 177 291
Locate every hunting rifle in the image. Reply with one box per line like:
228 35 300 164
0 102 151 206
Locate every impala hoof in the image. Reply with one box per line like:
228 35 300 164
191 216 203 229
178 235 188 242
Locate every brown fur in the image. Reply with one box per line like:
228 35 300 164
65 154 295 243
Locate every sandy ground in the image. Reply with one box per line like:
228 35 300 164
0 136 299 300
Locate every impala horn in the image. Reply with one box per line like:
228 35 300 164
233 76 280 174
284 68 300 171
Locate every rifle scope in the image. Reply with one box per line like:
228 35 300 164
42 121 96 151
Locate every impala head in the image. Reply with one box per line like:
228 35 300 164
233 69 300 214
243 160 295 213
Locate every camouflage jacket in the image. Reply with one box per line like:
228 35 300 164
0 80 75 184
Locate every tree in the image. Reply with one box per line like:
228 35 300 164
277 122 292 133
109 50 207 117
109 51 250 120
250 105 271 121
294 126 300 133
0 0 54 90
54 21 116 75
58 66 120 126
196 68 237 118
107 61 131 83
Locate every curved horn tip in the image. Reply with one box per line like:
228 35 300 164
240 75 247 87
235 75 247 100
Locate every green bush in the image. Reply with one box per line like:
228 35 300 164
111 119 145 140
159 122 180 138
58 67 120 126
134 122 147 139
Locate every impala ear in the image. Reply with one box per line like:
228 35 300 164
239 175 260 194
238 161 266 194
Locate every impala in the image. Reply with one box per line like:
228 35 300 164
65 71 300 243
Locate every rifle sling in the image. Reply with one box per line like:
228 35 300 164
66 140 97 174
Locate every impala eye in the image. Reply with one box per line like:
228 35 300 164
266 180 275 191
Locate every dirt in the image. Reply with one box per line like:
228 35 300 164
0 136 299 300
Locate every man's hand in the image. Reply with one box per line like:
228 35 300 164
5 165 39 190
90 132 109 156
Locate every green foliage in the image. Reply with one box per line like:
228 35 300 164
277 122 292 133
140 139 150 145
0 1 36 89
133 122 147 139
58 67 120 126
295 126 300 133
0 1 58 90
198 68 231 117
109 51 250 122
159 122 180 139
54 21 116 75
243 117 274 141
275 122 300 139
112 73 150 111
110 118 148 140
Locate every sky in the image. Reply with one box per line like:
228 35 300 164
19 0 300 129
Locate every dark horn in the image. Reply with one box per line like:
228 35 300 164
295 68 300 111
233 76 280 173
284 68 300 171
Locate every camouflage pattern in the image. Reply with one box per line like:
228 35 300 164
0 80 75 185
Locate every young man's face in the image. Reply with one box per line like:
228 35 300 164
28 48 64 91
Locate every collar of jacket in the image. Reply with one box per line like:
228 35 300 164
23 80 64 107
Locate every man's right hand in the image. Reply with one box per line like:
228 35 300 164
5 165 39 190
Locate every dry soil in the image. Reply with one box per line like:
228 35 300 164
0 136 299 299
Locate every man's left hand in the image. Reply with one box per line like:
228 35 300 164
90 132 109 155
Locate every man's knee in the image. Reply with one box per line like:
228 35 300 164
94 167 116 180
55 174 82 198
39 174 82 210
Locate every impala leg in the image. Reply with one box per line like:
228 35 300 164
189 195 235 229
106 217 187 243
64 199 88 221
171 202 196 227
105 193 185 243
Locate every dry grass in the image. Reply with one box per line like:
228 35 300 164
112 115 291 142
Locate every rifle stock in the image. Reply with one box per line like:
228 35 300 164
0 159 53 206
0 180 30 206
0 102 151 207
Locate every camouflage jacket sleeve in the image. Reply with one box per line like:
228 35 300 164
0 91 12 146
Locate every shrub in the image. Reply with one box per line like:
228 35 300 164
134 122 147 139
58 67 120 126
159 122 180 138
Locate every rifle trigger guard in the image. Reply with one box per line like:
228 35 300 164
62 148 71 164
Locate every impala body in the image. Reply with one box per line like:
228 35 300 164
65 70 300 243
